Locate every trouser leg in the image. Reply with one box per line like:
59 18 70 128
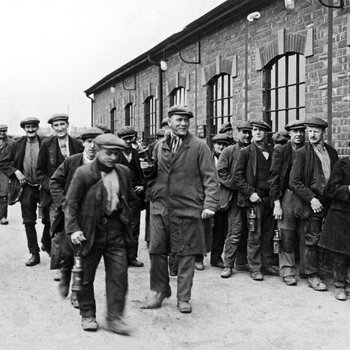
297 220 306 275
50 231 65 270
145 201 150 244
177 255 195 302
210 211 227 265
0 195 8 219
279 229 296 277
150 254 171 295
246 204 262 272
333 252 349 288
25 223 40 254
261 198 274 269
128 206 141 261
169 253 178 274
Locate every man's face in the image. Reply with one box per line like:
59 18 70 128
238 129 252 145
252 126 266 142
83 138 97 160
289 128 305 145
97 147 119 168
24 124 39 139
168 114 190 137
308 127 324 145
0 129 7 139
52 120 69 139
122 136 134 149
213 142 227 156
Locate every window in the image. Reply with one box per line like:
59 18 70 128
265 53 305 132
170 87 186 106
125 103 135 127
144 96 157 145
207 73 231 137
110 108 116 133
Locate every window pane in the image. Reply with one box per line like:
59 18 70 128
288 55 296 85
270 111 276 132
289 86 297 108
278 57 286 86
299 56 305 82
278 111 286 131
278 88 286 109
270 90 276 111
299 84 305 106
271 65 276 89
299 108 305 121
289 109 297 124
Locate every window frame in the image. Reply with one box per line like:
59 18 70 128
144 96 157 145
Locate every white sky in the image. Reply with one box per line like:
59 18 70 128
0 0 226 135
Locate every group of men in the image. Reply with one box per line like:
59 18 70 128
1 104 349 335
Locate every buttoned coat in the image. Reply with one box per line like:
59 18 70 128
233 142 274 208
36 135 83 206
64 160 137 257
319 158 350 255
148 132 219 255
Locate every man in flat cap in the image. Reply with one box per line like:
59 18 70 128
0 124 14 225
49 127 103 307
290 117 338 291
64 133 136 334
233 120 278 281
217 121 252 278
219 122 234 145
141 105 219 313
36 113 83 278
7 117 50 265
117 126 146 268
268 120 306 286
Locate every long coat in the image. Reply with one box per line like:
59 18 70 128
233 142 274 208
319 158 350 255
36 135 83 206
148 132 219 255
64 160 137 257
0 136 15 196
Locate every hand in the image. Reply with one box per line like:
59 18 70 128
201 209 215 219
134 186 144 194
15 170 26 185
310 197 323 213
70 231 86 245
249 192 261 203
273 200 283 220
140 161 151 170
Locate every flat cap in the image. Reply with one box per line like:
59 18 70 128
237 120 252 131
20 117 40 129
272 131 289 144
0 124 8 131
48 113 69 124
95 134 126 150
168 105 194 119
219 122 233 133
118 126 137 139
156 129 165 137
250 120 272 131
212 133 231 144
304 117 328 129
285 120 306 131
80 127 103 140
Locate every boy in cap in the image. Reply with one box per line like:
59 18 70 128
0 124 14 225
36 113 84 278
233 120 278 281
290 117 338 291
50 127 103 307
65 133 136 334
8 117 51 266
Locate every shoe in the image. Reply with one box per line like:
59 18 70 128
251 271 264 281
128 259 144 267
107 317 131 336
81 316 98 331
307 276 327 291
335 287 347 301
41 244 51 257
177 301 192 313
53 270 61 282
25 254 40 267
0 218 8 225
221 267 232 278
235 263 249 272
211 261 224 269
262 266 280 276
195 261 204 271
283 275 297 286
71 291 79 309
140 290 171 309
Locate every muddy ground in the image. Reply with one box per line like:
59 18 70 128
1 203 350 350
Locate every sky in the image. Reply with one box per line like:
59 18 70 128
0 0 226 135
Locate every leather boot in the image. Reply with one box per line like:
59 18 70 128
58 269 71 298
140 290 171 309
25 254 40 266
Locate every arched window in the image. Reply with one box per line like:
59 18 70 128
144 96 157 145
170 87 186 106
265 53 305 132
110 108 116 133
207 73 231 137
125 103 135 127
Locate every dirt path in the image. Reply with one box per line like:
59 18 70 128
1 204 349 350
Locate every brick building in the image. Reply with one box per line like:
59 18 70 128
85 0 350 154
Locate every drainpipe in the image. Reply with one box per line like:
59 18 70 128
86 94 94 127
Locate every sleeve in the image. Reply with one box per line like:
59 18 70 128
268 146 283 201
0 140 16 177
217 146 237 190
36 141 50 191
324 160 350 202
49 160 68 209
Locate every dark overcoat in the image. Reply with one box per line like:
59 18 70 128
64 160 136 257
319 158 350 255
148 132 219 255
232 142 274 208
0 136 15 196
